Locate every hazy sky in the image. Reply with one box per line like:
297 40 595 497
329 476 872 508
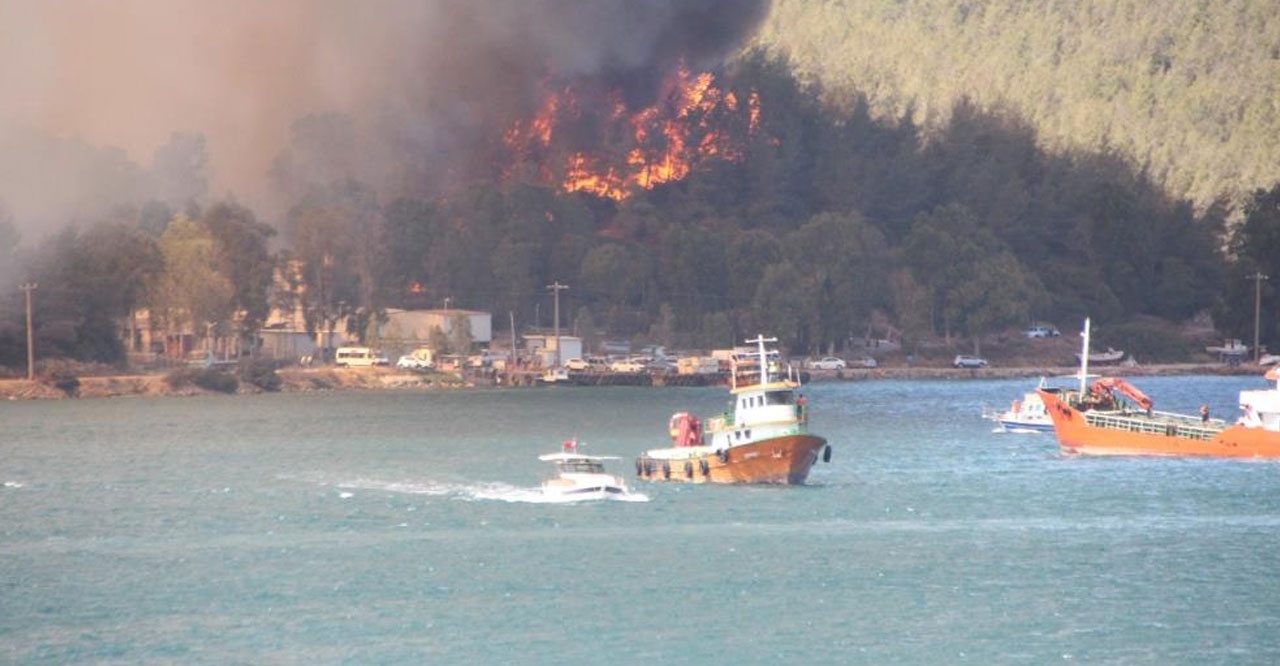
0 0 767 235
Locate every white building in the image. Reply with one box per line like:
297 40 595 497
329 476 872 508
380 308 493 350
524 334 582 367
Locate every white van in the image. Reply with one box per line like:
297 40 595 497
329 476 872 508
335 346 387 367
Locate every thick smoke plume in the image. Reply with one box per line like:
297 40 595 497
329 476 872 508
0 0 769 238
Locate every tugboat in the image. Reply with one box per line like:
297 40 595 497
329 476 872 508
635 335 831 484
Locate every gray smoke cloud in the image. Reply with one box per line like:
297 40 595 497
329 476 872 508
0 0 769 240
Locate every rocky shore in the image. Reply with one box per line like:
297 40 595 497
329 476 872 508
0 362 1266 401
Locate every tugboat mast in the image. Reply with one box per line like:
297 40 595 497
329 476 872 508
744 334 778 386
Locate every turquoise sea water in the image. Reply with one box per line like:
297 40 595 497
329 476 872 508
3 375 1280 664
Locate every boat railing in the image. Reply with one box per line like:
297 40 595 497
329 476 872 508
1082 410 1224 441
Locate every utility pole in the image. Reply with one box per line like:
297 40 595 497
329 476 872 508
19 282 36 380
547 281 569 367
1250 271 1268 363
509 311 517 384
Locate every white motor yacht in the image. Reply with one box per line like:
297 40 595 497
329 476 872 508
539 441 635 500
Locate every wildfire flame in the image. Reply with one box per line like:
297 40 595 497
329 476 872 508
504 65 760 201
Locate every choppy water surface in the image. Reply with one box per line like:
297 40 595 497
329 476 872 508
4 375 1280 664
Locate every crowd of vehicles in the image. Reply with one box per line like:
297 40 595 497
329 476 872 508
319 319 1275 375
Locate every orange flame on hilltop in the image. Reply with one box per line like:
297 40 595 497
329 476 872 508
504 66 761 201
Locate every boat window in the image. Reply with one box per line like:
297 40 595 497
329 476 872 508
766 391 794 406
559 461 603 473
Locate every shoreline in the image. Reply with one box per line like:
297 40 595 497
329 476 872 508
0 362 1268 401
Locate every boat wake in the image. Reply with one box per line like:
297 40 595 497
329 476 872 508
474 486 650 504
992 426 1046 435
282 473 649 504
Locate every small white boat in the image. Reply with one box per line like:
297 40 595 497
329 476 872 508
1075 347 1125 364
539 368 570 384
1206 339 1249 357
985 387 1054 433
539 440 635 500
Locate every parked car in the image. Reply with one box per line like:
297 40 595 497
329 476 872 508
609 359 646 373
810 357 847 370
1025 325 1061 338
854 357 877 368
953 355 989 368
647 359 677 374
397 354 431 370
563 357 590 371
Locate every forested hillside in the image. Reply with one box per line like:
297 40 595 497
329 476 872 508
5 4 1280 369
754 0 1280 210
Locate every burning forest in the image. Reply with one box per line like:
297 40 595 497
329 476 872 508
501 65 764 201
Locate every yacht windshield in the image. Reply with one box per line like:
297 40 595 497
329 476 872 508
558 460 605 474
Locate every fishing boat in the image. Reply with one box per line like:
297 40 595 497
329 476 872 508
635 335 831 484
985 383 1055 433
539 440 636 499
1038 318 1280 457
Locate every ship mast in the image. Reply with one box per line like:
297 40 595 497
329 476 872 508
1080 318 1091 395
744 335 778 387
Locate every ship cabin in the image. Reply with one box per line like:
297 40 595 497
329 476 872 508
724 380 807 430
1239 382 1280 430
553 456 611 475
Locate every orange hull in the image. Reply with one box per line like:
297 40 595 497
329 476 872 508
636 434 828 485
1038 389 1280 458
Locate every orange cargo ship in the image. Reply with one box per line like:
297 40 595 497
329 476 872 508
1038 373 1280 458
635 335 830 484
1038 318 1280 458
